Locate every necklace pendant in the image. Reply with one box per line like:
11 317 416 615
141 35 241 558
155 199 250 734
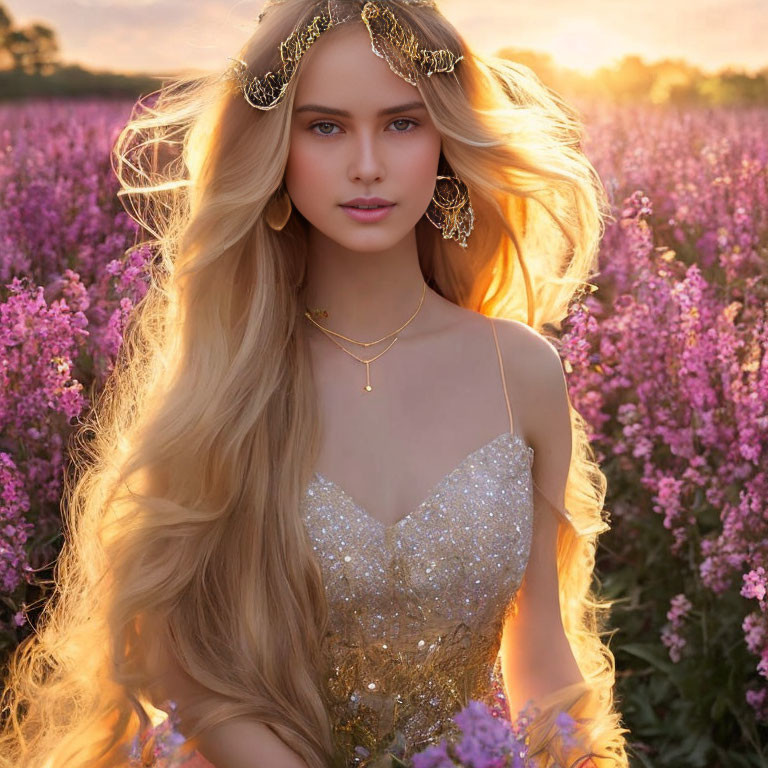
363 361 372 392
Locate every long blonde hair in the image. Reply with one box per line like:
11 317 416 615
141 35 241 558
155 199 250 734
0 1 628 766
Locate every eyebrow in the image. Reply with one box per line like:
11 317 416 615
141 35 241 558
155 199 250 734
294 100 427 117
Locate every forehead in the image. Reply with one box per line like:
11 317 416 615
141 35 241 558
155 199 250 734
292 21 418 110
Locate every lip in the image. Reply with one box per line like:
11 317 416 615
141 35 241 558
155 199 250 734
340 203 395 223
339 197 396 224
340 196 394 207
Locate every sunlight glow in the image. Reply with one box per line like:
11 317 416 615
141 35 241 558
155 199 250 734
545 18 626 74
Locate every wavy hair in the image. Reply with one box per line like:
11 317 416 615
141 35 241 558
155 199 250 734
0 1 628 766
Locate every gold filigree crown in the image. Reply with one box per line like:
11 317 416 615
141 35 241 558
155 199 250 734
226 0 462 110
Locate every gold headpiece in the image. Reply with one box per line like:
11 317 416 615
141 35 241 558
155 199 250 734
227 0 463 111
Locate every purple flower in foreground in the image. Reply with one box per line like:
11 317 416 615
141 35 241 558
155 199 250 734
452 700 517 768
554 711 579 751
128 708 187 766
412 739 453 768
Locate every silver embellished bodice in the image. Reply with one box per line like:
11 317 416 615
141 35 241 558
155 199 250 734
301 431 535 766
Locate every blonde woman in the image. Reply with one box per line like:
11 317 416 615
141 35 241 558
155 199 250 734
0 1 629 767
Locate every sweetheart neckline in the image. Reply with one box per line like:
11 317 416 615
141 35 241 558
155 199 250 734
309 431 534 531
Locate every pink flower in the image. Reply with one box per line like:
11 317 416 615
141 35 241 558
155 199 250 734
742 567 767 602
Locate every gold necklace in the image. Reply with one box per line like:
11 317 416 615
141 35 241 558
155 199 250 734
304 281 427 393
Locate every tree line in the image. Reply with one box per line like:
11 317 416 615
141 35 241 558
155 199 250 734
0 4 58 75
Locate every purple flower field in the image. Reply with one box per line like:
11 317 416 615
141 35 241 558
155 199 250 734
0 99 149 620
1 96 766 762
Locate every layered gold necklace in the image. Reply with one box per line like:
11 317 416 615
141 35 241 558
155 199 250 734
304 281 427 393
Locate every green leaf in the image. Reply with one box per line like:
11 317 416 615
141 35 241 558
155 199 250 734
618 643 676 676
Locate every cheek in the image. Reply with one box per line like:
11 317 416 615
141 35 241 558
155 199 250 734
389 128 442 201
401 141 440 202
284 138 331 204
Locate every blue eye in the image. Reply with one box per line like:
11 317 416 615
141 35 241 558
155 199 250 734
309 118 419 137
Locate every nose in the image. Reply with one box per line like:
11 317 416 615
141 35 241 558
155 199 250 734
347 131 386 183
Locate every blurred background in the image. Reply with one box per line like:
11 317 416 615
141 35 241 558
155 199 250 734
0 2 767 767
0 0 766 105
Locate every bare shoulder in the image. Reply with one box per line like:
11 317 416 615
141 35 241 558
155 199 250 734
490 316 576 533
487 317 571 454
489 317 562 371
196 718 309 768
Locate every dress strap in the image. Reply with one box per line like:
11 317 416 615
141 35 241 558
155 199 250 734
488 317 515 435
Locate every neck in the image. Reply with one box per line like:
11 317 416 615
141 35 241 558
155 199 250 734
302 227 432 341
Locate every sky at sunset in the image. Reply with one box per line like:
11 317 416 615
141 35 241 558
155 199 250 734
5 0 766 78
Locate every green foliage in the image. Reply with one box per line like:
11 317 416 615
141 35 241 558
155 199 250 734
0 65 159 101
598 485 768 766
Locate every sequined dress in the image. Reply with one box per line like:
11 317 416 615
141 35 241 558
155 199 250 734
301 317 535 766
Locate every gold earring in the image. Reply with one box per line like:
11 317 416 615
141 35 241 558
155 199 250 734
425 173 474 248
265 185 293 231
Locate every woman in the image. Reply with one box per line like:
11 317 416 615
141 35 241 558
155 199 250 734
0 1 629 767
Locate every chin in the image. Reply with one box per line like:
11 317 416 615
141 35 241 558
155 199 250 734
336 234 402 252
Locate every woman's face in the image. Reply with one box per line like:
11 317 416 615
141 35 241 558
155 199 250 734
284 21 443 252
